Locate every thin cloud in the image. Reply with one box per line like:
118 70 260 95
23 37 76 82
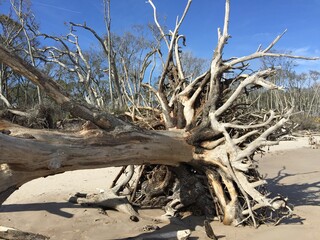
33 2 81 14
291 47 312 56
291 47 320 59
282 47 320 72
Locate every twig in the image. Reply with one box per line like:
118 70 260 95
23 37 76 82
130 165 145 202
110 166 126 188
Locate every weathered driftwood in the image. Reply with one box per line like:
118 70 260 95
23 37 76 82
0 120 192 205
1 0 317 229
0 226 49 240
126 229 191 240
0 40 295 228
204 220 218 240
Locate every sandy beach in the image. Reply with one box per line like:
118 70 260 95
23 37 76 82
1 137 319 240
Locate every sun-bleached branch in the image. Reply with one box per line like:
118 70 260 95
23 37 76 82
147 0 170 49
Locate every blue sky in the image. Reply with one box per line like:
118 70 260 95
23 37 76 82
1 0 320 72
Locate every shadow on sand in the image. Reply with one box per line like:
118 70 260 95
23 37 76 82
267 167 320 207
0 201 82 218
265 166 320 225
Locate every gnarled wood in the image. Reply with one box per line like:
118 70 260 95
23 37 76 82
0 0 317 229
0 120 193 205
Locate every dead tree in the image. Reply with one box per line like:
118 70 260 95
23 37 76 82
10 0 43 105
0 0 319 231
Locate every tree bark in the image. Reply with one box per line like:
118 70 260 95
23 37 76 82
0 1 307 225
0 120 193 205
0 41 294 226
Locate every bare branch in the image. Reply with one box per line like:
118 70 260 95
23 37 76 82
263 29 287 53
147 0 170 49
0 43 126 130
0 93 12 108
213 69 277 117
223 111 275 130
174 35 186 80
227 30 319 68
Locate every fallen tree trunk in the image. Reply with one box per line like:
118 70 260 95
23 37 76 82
0 42 295 227
1 0 315 228
0 120 193 205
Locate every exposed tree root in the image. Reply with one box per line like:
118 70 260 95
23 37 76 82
0 0 309 233
69 165 141 221
69 162 292 228
69 190 140 220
